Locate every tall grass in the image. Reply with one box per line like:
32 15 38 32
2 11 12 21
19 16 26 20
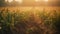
0 7 60 34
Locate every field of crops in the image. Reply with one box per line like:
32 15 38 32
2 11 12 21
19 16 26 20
0 7 60 34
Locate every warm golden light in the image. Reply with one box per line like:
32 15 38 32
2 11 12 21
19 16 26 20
35 0 41 2
5 0 23 3
5 0 13 3
44 0 48 2
8 0 13 2
15 0 23 3
35 0 39 2
35 0 48 2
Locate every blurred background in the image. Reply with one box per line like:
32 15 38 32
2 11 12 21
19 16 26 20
0 0 60 7
0 0 60 34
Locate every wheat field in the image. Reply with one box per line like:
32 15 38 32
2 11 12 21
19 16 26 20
0 7 60 34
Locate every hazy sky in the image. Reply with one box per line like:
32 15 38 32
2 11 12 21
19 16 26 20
0 0 60 6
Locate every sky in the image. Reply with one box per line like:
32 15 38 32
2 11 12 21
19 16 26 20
0 0 60 7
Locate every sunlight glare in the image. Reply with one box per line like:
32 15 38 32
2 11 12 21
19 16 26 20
35 0 39 2
5 0 13 3
9 0 13 2
45 0 48 2
15 0 23 3
35 0 48 2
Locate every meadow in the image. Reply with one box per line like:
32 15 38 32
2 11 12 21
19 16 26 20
0 7 60 34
